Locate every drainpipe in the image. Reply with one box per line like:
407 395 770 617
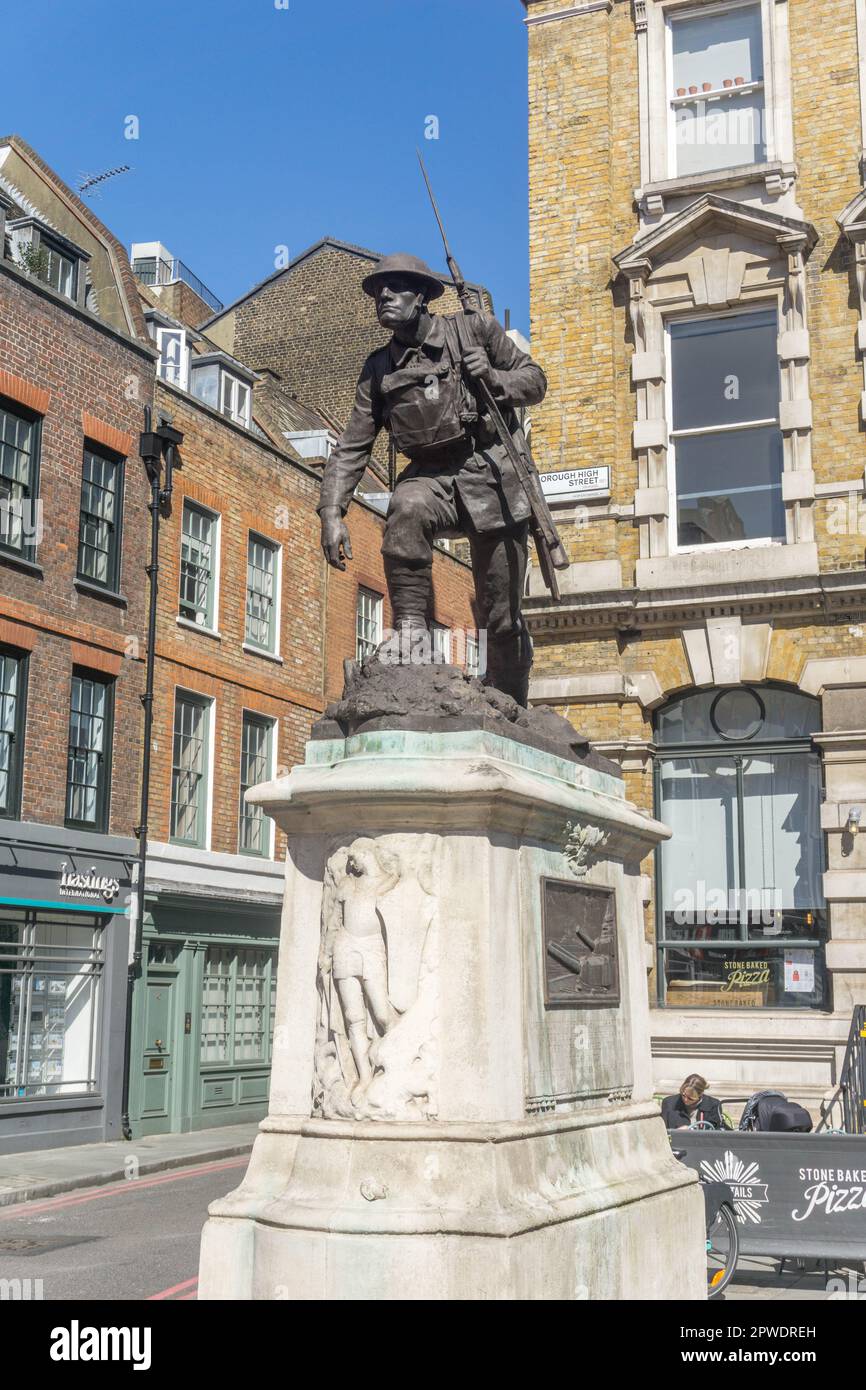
120 406 183 1141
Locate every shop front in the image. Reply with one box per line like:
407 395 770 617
0 820 135 1153
128 842 282 1136
649 684 838 1110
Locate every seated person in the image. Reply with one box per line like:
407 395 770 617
662 1074 726 1130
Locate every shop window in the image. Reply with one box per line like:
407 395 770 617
668 309 784 550
170 691 211 848
245 534 280 653
356 586 382 663
0 648 27 819
65 673 113 831
0 910 103 1099
669 2 766 177
0 401 40 560
200 945 276 1066
239 712 275 857
654 685 828 1011
77 446 123 590
179 501 218 629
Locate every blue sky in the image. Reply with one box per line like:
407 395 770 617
3 0 533 330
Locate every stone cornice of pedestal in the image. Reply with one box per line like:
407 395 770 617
257 1100 664 1145
247 729 669 863
523 567 866 637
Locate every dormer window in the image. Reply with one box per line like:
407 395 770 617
189 354 254 430
8 217 88 305
220 374 251 429
156 327 189 389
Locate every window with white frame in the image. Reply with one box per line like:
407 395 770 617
220 373 251 429
239 712 275 856
0 402 40 558
200 944 276 1066
170 691 212 847
65 673 113 831
77 447 122 590
0 648 27 819
356 587 383 663
465 630 482 679
431 623 451 664
155 328 188 389
668 2 766 177
179 501 218 628
41 239 77 299
667 308 783 550
245 535 279 653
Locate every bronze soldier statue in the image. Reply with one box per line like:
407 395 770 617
319 251 553 706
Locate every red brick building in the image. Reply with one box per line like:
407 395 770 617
0 135 156 1152
0 139 478 1146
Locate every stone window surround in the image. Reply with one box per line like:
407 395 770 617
838 187 866 429
634 0 796 217
615 197 818 591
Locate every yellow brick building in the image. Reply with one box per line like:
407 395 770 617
523 0 866 1114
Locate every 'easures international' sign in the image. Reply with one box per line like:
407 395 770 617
59 862 121 904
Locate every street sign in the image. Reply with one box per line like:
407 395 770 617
540 467 611 502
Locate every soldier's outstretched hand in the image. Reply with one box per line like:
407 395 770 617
321 508 353 570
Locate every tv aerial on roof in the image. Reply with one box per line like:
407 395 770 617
77 165 131 198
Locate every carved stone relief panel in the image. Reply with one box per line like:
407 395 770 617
313 833 438 1122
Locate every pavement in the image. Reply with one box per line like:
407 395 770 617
0 1122 259 1209
724 1254 866 1301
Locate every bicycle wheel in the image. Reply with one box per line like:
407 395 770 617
707 1202 740 1298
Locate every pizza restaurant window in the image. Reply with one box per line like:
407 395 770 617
654 685 828 1011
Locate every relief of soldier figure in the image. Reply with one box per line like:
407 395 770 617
318 249 566 707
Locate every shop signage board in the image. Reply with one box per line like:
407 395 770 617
671 1130 866 1260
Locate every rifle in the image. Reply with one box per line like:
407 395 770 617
417 150 569 602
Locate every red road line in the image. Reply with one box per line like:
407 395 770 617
0 1155 248 1220
147 1276 198 1301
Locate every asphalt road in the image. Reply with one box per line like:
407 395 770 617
0 1155 248 1301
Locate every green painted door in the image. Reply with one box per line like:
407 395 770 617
137 967 178 1135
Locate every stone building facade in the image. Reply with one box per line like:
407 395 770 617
523 0 866 1113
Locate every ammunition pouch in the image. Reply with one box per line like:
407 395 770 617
382 318 481 460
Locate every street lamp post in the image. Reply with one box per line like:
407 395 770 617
120 407 183 1141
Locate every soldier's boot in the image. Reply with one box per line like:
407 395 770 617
384 558 433 635
483 627 534 707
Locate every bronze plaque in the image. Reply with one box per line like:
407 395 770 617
542 877 619 1009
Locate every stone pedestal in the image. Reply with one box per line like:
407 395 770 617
199 727 705 1300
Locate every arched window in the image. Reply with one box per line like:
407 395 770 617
653 685 828 1011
